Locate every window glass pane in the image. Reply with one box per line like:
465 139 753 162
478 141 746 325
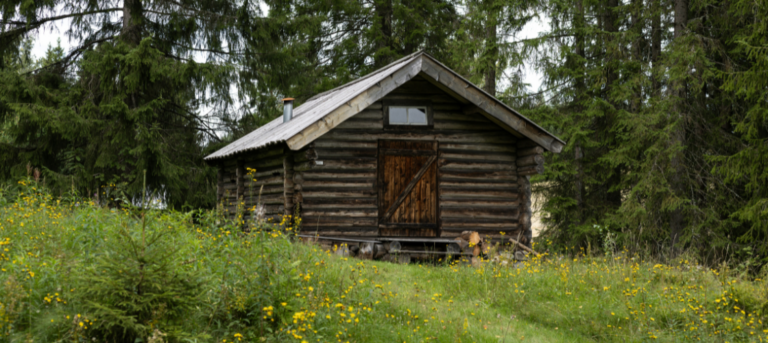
408 108 428 125
389 107 408 124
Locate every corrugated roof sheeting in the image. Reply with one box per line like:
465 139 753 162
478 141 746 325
204 53 422 161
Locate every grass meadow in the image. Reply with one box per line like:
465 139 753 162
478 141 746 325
1 180 767 342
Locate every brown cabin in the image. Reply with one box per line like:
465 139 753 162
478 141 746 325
204 52 564 255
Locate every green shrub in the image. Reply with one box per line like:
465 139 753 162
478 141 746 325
75 213 205 342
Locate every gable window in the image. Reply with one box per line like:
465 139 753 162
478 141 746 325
389 106 428 125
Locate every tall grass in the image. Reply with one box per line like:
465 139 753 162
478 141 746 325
1 179 767 342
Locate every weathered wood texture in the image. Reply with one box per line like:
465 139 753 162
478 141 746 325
294 76 520 239
217 145 288 223
378 140 438 237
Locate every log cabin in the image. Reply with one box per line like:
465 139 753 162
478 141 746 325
204 52 564 258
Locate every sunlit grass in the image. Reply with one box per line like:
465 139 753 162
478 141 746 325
1 180 767 342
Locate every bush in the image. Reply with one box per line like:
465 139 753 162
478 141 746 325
75 213 205 342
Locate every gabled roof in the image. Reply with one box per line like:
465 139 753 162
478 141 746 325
205 51 564 161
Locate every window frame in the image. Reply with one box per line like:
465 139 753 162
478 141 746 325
383 100 433 130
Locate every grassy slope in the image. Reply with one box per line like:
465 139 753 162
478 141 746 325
1 185 767 342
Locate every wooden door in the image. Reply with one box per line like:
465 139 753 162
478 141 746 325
377 140 438 237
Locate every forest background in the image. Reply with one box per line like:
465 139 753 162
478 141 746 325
1 0 767 270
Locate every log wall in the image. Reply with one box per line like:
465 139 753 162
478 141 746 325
294 75 526 240
216 145 288 224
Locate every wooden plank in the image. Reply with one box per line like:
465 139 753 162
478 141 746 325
287 57 423 150
379 154 437 224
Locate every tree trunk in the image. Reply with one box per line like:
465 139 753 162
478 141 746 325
604 0 622 209
651 0 662 96
373 0 394 67
122 0 142 46
574 0 586 225
482 0 498 95
669 0 688 254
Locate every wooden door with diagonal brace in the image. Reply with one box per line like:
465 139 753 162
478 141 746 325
377 140 438 237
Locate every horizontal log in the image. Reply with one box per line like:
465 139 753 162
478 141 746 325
301 180 374 188
382 93 459 103
335 119 384 130
441 216 518 224
439 143 516 153
380 149 436 156
517 140 540 149
315 148 377 158
433 121 501 131
518 164 545 175
439 152 515 163
441 224 519 231
302 209 377 217
309 160 377 170
433 111 492 123
235 147 285 162
438 160 515 171
439 180 517 187
301 217 377 226
440 185 518 193
441 191 519 200
439 198 519 207
314 139 378 149
299 171 376 180
302 190 377 198
440 207 519 219
300 197 377 206
439 169 517 180
362 102 383 110
378 223 438 229
245 155 285 169
516 154 544 167
518 146 544 157
351 109 383 120
323 130 516 144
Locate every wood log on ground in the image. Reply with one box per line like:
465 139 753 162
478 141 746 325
359 242 374 260
373 244 388 259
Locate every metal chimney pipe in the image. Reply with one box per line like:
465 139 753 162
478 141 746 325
282 98 295 123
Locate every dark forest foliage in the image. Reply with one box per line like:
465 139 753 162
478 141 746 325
1 0 767 267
